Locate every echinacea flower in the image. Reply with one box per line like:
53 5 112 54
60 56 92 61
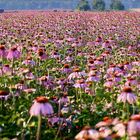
2 64 12 75
15 80 27 91
61 104 70 114
86 73 100 82
22 56 35 66
51 51 60 59
0 45 7 58
102 40 110 48
37 49 47 60
65 55 74 63
7 46 21 60
48 116 63 126
124 62 132 70
117 87 137 104
30 96 54 116
75 126 99 140
104 78 115 89
0 90 10 100
95 117 113 128
68 68 86 81
113 122 126 137
125 77 138 86
58 92 69 105
61 64 72 74
128 114 140 136
98 126 112 138
23 88 36 94
74 79 87 89
94 58 104 66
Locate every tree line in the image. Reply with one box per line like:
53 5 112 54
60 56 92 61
77 0 125 11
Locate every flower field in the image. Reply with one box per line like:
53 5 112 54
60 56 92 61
0 11 140 140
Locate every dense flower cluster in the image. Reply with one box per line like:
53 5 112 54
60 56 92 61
0 11 139 139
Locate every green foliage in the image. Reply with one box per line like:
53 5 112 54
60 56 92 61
110 0 125 10
92 0 105 11
76 0 91 11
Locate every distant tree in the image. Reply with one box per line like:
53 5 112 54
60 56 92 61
110 0 125 10
92 0 105 11
0 9 4 13
76 0 91 11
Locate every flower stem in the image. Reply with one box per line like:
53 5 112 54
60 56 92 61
1 99 4 112
126 103 130 120
55 120 63 140
132 104 135 115
36 115 42 140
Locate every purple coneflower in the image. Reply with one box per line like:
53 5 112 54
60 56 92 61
22 56 35 66
102 40 110 48
112 73 122 83
0 90 10 100
23 88 36 94
15 80 27 91
74 79 87 89
48 116 62 126
30 96 54 116
65 55 74 63
104 78 115 89
107 64 116 75
68 68 86 81
94 57 104 66
51 50 60 59
113 122 126 137
86 72 100 82
25 71 35 80
75 126 99 140
2 64 12 75
0 45 7 58
38 49 47 60
39 76 54 90
125 77 137 86
124 62 132 70
58 93 69 105
95 117 113 128
7 46 21 60
99 126 112 138
128 114 140 136
117 87 136 104
87 58 96 69
61 64 72 74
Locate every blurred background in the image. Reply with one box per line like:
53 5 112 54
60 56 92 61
0 0 140 11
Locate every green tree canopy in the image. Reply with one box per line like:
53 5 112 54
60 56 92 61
93 0 105 11
110 0 125 10
76 0 91 11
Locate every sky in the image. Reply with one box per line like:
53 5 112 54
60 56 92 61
0 0 140 10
